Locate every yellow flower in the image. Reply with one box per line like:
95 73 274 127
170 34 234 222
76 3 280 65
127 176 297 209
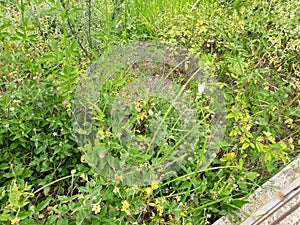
92 204 101 214
71 169 76 175
113 186 120 194
97 128 105 139
150 212 155 219
11 217 20 225
137 112 147 124
121 200 131 215
197 20 203 26
151 181 159 190
132 184 138 191
149 200 164 216
144 187 152 195
239 135 246 143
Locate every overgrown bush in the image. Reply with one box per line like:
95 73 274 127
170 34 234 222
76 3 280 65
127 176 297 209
0 0 299 224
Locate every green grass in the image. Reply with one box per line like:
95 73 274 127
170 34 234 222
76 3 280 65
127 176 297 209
0 0 299 224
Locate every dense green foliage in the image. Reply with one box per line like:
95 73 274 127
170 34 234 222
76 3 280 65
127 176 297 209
0 0 299 224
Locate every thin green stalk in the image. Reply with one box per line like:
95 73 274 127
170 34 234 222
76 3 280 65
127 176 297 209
182 137 207 204
34 175 72 195
159 165 238 188
186 196 229 214
59 0 90 57
20 0 27 41
87 0 92 49
104 0 110 52
144 65 202 158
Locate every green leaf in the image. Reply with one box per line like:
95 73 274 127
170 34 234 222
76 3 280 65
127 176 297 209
108 208 120 217
0 163 10 170
47 215 58 224
0 214 10 221
245 172 258 181
240 142 249 150
20 219 39 225
36 197 53 212
107 156 121 170
287 107 300 117
230 199 249 208
255 142 265 152
57 217 69 225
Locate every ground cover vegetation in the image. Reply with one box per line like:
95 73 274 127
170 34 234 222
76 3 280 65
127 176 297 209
0 0 299 224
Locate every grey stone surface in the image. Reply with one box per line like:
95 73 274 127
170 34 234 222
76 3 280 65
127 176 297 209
212 156 300 225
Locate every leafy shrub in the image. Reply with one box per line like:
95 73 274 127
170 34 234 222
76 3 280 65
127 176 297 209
0 0 299 224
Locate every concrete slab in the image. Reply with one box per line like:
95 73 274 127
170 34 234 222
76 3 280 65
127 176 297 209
213 156 300 225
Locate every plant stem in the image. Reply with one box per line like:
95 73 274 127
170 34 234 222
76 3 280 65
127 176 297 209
182 137 207 204
34 175 72 195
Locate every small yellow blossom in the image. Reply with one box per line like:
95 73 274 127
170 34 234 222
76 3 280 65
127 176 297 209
150 212 155 219
151 181 159 190
113 186 119 194
137 112 147 124
144 187 152 195
121 200 131 215
92 204 101 214
71 169 76 175
197 20 203 26
239 135 246 143
11 217 20 225
97 128 105 140
77 194 84 199
149 199 164 216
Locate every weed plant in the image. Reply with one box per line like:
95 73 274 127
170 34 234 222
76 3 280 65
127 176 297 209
0 0 299 224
